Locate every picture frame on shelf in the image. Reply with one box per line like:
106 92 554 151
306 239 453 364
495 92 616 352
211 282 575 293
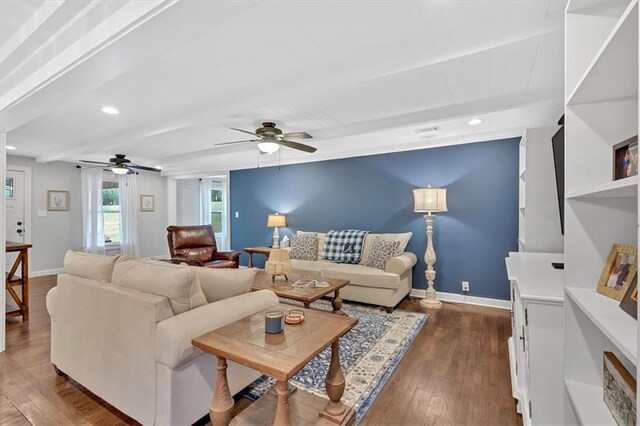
613 136 638 181
596 244 637 301
140 194 155 212
603 351 636 426
619 275 638 320
47 190 70 211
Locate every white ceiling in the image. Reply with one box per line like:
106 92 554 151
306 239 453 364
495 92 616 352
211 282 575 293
0 0 566 177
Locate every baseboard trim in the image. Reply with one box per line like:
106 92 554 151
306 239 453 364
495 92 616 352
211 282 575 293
409 289 510 310
30 268 64 278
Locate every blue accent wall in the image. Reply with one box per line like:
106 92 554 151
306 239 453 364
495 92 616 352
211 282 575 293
230 138 519 300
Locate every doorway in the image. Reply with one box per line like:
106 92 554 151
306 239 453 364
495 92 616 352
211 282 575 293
5 166 32 271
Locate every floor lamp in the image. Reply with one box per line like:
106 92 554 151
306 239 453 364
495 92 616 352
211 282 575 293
413 185 448 309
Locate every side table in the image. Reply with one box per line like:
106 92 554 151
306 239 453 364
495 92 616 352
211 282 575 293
243 246 272 267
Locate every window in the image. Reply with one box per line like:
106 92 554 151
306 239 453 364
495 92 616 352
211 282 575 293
5 177 14 199
102 181 120 243
211 189 223 233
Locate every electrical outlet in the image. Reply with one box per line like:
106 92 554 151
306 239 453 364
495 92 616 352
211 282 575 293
462 281 470 292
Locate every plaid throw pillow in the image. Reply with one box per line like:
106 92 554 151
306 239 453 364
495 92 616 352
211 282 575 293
290 234 317 261
366 238 400 270
322 230 369 264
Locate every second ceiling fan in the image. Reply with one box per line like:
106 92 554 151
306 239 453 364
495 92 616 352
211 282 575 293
217 122 317 153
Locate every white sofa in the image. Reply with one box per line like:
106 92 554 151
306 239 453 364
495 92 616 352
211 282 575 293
46 251 279 426
289 231 417 312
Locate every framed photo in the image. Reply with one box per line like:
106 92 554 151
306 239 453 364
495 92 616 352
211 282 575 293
619 275 638 319
47 190 70 211
597 244 638 301
140 194 155 212
613 136 638 181
603 351 636 426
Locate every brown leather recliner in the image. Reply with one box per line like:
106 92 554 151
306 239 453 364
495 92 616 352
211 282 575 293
166 225 241 269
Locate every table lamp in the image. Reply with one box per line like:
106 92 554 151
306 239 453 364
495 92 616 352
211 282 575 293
413 185 448 309
267 213 287 248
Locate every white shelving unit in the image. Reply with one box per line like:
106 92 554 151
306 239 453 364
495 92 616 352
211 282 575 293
564 1 639 424
518 127 564 253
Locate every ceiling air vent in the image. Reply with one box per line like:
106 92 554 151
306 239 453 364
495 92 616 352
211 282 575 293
414 126 441 134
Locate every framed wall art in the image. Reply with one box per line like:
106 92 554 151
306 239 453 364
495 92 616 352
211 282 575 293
140 194 155 212
47 190 70 211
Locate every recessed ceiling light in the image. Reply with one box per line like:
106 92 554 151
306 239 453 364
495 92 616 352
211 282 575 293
468 118 483 126
101 106 119 115
5 145 16 150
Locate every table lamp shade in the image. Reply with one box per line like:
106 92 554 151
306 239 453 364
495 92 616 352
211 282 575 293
267 213 287 228
413 186 448 213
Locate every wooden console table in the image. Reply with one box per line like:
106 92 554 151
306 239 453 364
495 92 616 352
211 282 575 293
6 241 32 320
243 246 272 267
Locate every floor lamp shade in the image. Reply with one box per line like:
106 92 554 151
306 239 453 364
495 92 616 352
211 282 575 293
413 186 448 213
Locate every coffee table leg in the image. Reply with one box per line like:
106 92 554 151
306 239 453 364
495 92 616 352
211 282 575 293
273 380 293 426
210 357 234 426
321 340 350 423
303 302 311 309
331 289 346 316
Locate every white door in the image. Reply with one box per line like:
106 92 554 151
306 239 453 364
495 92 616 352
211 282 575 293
5 169 27 276
5 169 26 244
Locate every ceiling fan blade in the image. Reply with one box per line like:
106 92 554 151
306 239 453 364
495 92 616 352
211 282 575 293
282 132 313 139
215 139 258 146
80 160 111 165
278 139 317 153
129 164 162 172
230 127 258 137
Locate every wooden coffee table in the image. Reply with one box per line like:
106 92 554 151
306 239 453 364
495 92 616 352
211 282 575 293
192 304 358 426
252 270 349 315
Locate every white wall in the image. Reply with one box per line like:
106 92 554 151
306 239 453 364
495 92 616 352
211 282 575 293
176 179 200 225
7 156 82 274
6 155 169 273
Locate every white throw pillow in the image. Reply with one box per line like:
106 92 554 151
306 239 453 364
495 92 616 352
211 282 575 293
360 232 412 265
63 250 119 283
366 238 401 270
111 257 206 315
191 267 258 303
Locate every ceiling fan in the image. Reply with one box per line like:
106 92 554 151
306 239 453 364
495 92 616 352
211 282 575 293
79 154 161 175
216 122 316 153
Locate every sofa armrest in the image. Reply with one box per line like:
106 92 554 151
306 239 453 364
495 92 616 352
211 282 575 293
170 256 204 267
155 290 279 368
212 250 242 262
46 286 58 320
385 252 417 275
192 267 258 303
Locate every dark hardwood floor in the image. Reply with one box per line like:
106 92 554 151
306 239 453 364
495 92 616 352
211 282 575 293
2 276 522 426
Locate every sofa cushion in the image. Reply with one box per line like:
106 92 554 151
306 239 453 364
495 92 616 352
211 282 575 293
63 250 119 282
322 230 369 264
290 259 326 275
360 232 412 265
191 267 257 303
290 233 317 261
297 230 326 259
366 238 401 270
320 263 400 290
112 257 206 315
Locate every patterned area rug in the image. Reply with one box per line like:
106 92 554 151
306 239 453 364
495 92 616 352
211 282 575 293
239 299 428 424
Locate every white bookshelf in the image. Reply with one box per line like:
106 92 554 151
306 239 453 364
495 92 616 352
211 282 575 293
564 1 639 424
517 127 563 253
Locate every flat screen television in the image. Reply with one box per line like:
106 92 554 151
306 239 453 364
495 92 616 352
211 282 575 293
551 116 565 235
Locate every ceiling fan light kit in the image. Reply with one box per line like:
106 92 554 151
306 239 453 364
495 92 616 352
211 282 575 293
258 141 280 154
111 165 129 175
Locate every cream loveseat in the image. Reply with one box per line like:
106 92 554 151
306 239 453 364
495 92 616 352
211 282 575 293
289 231 417 312
46 251 279 425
